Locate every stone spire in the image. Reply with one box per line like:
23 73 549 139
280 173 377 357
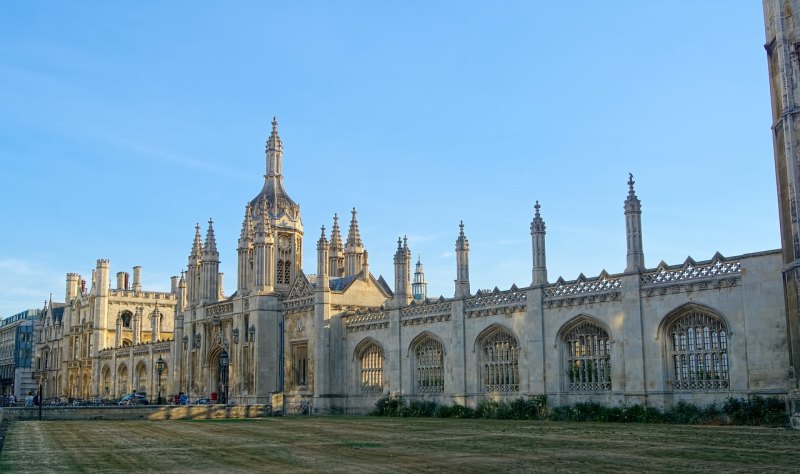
345 208 363 248
530 201 548 286
455 221 471 298
237 205 254 293
203 219 218 257
191 223 202 258
328 214 344 277
317 225 330 284
201 218 220 303
394 237 408 302
267 116 283 151
624 173 645 273
239 204 254 248
266 116 283 177
344 208 365 277
412 254 427 301
187 223 203 305
330 213 343 251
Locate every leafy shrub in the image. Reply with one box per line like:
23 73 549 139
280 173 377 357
723 396 787 426
407 400 438 417
373 395 786 426
372 396 407 417
434 403 476 419
664 401 704 424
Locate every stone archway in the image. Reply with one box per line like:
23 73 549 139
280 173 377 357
207 345 228 402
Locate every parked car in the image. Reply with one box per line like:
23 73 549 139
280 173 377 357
193 398 211 405
118 393 150 405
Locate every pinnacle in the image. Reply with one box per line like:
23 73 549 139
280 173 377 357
203 218 218 255
346 207 363 247
191 223 203 257
330 213 343 250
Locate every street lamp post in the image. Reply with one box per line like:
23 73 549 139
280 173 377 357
156 355 164 405
219 349 229 405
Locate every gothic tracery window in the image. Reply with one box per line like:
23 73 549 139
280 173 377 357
666 309 729 390
564 320 612 392
413 335 444 393
359 342 384 394
480 327 520 393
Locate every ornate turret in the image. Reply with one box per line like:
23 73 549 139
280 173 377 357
317 225 330 289
201 219 220 303
412 254 427 301
249 117 300 221
328 214 344 277
253 201 275 293
187 223 203 305
237 204 254 293
393 238 409 303
455 221 471 298
531 201 548 286
624 173 645 273
344 208 366 277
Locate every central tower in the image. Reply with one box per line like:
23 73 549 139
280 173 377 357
238 117 304 296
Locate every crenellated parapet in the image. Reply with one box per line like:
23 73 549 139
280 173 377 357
345 309 389 333
543 272 623 309
465 285 528 318
640 253 741 297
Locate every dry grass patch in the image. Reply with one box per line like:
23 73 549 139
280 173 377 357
0 417 796 473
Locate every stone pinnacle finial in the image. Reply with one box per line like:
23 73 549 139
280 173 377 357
266 115 283 153
204 218 218 254
346 207 363 247
191 223 203 257
330 213 343 251
459 220 465 236
531 200 546 234
628 173 635 192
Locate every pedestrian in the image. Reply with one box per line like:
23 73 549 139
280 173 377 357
25 392 33 407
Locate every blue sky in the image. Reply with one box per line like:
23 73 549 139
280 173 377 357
0 2 777 316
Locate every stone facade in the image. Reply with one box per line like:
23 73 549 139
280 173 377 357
34 116 792 414
30 7 800 411
35 265 176 401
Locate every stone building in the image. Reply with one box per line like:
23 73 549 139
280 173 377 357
35 265 176 401
29 5 800 411
160 119 789 413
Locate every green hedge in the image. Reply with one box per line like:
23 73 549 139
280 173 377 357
371 395 788 426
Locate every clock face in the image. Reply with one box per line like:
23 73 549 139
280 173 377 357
278 235 291 251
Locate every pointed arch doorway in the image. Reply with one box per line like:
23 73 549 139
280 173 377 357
207 345 230 404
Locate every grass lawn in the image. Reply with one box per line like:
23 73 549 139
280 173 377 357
0 416 796 473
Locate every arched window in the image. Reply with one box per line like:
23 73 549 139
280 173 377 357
479 327 520 393
563 320 611 392
358 341 384 394
412 334 444 393
665 308 729 390
121 311 132 329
